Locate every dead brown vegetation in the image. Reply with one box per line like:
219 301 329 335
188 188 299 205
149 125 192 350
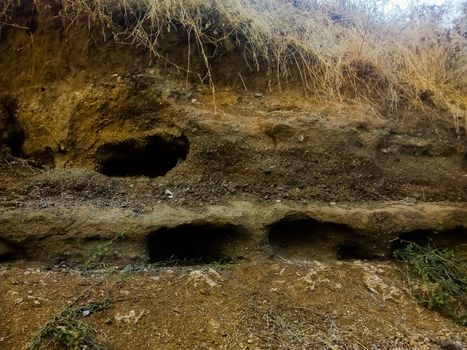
1 0 466 125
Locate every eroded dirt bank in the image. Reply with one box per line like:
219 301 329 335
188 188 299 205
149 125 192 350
1 201 467 265
1 2 467 349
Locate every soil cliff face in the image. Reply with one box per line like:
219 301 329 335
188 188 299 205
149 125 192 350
0 2 466 349
1 0 466 287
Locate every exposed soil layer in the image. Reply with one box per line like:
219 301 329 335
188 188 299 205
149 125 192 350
0 3 466 208
1 4 467 349
1 201 466 267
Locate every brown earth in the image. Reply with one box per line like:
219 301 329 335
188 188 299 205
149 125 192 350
0 2 467 349
1 260 467 350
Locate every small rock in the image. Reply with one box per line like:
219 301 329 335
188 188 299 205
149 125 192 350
115 310 141 323
189 270 218 287
14 297 23 304
254 92 263 98
82 310 91 317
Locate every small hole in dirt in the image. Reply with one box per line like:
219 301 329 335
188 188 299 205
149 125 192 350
97 134 189 177
268 217 371 260
391 226 467 253
40 87 46 92
146 223 247 264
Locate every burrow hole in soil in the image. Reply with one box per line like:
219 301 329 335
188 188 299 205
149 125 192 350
268 217 375 260
0 239 26 262
146 223 247 264
391 226 467 253
0 95 24 157
96 134 189 177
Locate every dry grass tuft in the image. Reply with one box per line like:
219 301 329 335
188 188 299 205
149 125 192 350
1 0 466 124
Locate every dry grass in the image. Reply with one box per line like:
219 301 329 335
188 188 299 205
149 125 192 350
1 0 466 124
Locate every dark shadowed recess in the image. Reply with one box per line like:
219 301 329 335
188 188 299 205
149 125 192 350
96 134 189 177
0 95 24 156
0 239 26 262
268 217 378 260
391 226 467 253
146 223 248 264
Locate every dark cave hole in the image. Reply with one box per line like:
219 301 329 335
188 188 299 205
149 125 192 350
97 134 189 177
268 217 373 260
0 239 26 262
391 226 467 254
146 223 247 264
0 95 24 157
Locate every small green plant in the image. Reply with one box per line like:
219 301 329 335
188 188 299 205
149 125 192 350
394 242 467 325
82 231 127 271
26 300 112 350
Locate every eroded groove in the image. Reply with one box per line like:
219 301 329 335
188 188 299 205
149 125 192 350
96 134 189 177
146 222 248 264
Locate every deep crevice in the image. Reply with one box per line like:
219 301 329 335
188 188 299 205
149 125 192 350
268 217 375 260
96 134 189 177
146 223 248 264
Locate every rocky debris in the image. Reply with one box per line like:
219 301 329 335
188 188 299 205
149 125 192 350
115 309 146 324
188 268 223 288
356 261 402 301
